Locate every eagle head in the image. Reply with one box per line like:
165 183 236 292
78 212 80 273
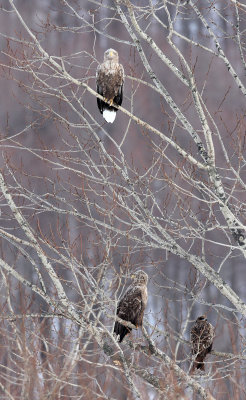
131 270 148 285
104 48 119 62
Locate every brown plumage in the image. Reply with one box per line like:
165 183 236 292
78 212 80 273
114 270 148 343
190 315 214 373
96 48 124 123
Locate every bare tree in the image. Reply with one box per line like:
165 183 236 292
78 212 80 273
0 0 246 398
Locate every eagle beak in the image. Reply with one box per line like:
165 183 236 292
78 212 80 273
131 274 136 279
109 51 114 58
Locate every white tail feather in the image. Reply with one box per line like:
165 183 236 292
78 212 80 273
103 109 116 123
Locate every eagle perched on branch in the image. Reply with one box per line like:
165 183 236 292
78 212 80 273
190 315 214 373
114 270 148 343
96 48 124 123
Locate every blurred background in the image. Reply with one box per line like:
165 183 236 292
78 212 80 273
0 0 246 399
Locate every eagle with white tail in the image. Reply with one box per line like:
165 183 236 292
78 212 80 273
96 49 124 123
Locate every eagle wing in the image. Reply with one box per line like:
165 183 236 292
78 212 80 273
191 321 214 371
96 64 104 114
117 285 145 326
114 284 147 342
96 63 124 114
191 321 214 354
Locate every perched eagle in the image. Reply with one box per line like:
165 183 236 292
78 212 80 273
114 270 148 343
190 315 214 373
96 48 124 123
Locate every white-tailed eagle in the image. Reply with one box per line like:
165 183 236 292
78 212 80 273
114 270 148 343
96 48 124 123
190 315 214 373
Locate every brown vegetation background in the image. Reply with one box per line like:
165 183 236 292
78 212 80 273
0 0 246 399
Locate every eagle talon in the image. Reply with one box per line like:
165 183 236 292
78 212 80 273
109 99 114 106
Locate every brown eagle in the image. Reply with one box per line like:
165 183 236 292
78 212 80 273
190 315 214 373
114 270 148 343
96 48 124 123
